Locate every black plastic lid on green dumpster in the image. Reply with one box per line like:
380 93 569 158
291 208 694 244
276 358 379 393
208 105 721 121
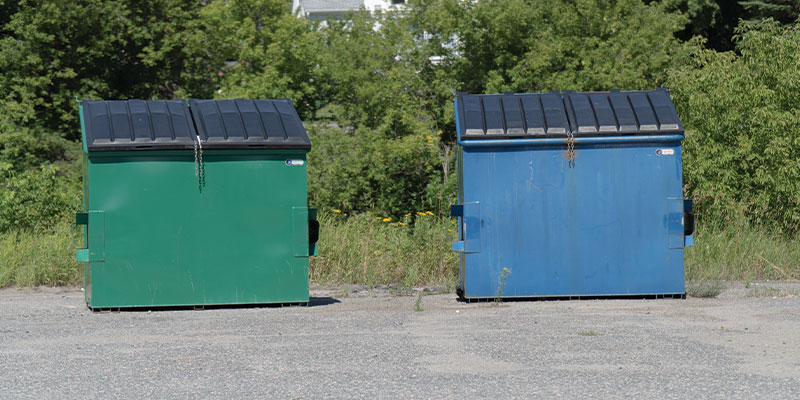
457 89 683 139
82 100 199 151
82 98 311 151
189 99 310 150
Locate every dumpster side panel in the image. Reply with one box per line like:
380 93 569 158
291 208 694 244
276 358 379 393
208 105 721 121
460 143 685 298
86 152 309 308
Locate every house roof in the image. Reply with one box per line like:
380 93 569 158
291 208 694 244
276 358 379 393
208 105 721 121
300 0 363 12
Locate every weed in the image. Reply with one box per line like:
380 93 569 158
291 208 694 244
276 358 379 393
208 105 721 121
495 267 511 303
414 292 423 312
686 279 725 298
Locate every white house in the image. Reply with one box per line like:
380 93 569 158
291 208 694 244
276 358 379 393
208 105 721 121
292 0 407 24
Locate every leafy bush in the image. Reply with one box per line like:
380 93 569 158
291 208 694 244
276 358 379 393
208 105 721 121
0 128 75 177
0 165 81 232
668 21 800 233
307 125 454 216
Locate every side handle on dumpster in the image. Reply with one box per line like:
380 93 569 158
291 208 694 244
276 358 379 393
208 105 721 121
449 202 481 253
308 208 319 257
75 211 105 262
293 207 319 257
684 199 695 247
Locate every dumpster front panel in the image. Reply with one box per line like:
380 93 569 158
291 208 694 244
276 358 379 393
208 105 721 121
84 152 310 308
458 143 686 298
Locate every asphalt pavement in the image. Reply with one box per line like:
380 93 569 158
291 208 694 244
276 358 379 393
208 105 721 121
1 282 799 399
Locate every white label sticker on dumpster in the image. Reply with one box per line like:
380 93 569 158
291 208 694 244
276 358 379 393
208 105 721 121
286 159 305 166
656 149 675 156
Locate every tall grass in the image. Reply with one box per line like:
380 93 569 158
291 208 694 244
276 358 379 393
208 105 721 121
685 218 800 281
310 212 459 287
0 221 82 287
1 212 798 289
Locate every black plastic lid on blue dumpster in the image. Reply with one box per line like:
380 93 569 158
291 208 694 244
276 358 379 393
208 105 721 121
457 89 683 139
82 100 198 151
189 99 311 150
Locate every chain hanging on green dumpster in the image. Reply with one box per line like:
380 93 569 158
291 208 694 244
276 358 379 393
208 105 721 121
194 134 204 186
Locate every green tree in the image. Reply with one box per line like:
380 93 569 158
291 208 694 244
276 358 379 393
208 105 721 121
318 10 438 134
305 9 457 215
649 0 744 51
200 0 324 118
668 21 800 233
0 0 211 138
407 0 691 95
740 0 800 24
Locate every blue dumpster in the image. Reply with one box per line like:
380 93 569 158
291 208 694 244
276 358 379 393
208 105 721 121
451 89 694 299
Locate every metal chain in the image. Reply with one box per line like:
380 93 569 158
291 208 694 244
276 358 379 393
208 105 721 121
197 136 203 181
194 136 199 177
194 135 204 181
566 130 576 167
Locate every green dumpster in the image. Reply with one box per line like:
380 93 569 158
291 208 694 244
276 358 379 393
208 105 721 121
76 98 318 309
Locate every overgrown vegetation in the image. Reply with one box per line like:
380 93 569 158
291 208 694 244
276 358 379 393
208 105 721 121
685 218 800 281
309 212 459 287
0 221 82 287
669 21 800 233
1 0 799 287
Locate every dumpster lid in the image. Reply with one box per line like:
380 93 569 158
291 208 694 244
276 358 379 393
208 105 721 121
82 100 198 151
457 89 683 140
189 99 311 150
81 98 311 152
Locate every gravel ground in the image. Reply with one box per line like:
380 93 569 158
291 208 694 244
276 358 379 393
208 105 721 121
1 282 799 399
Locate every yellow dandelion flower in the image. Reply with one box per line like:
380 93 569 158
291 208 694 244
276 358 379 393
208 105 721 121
404 213 411 217
437 130 443 136
382 217 392 222
375 217 382 220
450 220 455 225
417 211 426 216
398 222 407 226
448 229 453 232
425 211 434 216
332 209 341 213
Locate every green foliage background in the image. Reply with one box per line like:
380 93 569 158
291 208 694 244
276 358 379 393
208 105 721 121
1 0 799 286
668 21 800 232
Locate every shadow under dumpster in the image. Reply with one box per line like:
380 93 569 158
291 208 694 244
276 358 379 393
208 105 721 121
88 297 341 312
